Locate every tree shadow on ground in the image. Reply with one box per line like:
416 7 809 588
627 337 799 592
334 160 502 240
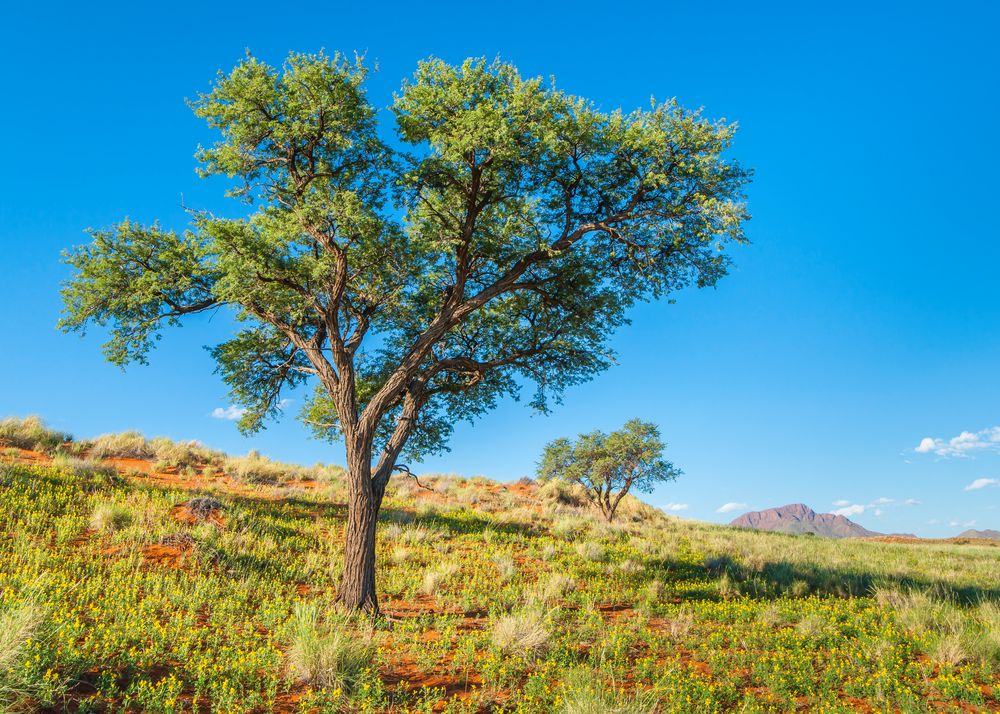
659 552 1000 606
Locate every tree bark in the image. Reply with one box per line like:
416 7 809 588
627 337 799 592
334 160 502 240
337 436 384 614
338 489 380 612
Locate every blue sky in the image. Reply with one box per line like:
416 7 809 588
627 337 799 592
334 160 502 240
1 1 997 536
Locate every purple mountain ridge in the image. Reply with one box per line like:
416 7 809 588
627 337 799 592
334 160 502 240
729 503 881 538
957 529 1000 540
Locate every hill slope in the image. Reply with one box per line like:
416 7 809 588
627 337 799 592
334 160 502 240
729 503 881 538
1 417 998 712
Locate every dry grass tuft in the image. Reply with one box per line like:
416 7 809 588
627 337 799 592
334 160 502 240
491 609 549 659
90 503 132 532
0 416 70 452
287 603 376 691
89 431 154 459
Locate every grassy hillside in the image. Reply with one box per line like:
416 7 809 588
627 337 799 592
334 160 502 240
0 418 998 712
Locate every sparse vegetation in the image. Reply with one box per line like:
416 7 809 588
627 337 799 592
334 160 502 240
0 443 998 711
490 609 550 659
0 600 47 710
88 430 155 459
286 602 376 692
0 415 69 452
89 502 132 532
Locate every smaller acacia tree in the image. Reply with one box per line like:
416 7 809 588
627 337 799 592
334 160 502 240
537 419 680 522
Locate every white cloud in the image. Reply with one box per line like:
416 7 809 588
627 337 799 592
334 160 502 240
914 427 1000 457
964 478 999 491
831 497 918 515
211 405 247 421
277 398 293 409
716 502 747 514
832 504 865 517
664 503 689 512
949 519 977 528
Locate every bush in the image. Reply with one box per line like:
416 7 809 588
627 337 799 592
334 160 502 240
89 431 154 459
490 609 549 659
493 554 517 582
224 450 342 485
540 572 576 602
539 479 588 508
575 541 605 562
186 497 225 521
51 455 119 482
873 586 1000 666
0 416 70 452
90 503 132 532
552 517 588 540
557 668 662 714
287 603 376 691
150 437 223 470
0 601 48 709
421 562 458 596
225 452 290 484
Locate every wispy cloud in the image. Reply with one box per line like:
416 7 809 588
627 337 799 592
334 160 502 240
716 502 747 514
211 399 291 421
949 519 976 528
830 496 918 516
832 504 865 517
964 478 999 491
914 427 1000 457
211 405 247 421
663 503 689 512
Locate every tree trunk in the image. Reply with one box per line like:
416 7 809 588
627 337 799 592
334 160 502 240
338 490 380 612
337 437 384 614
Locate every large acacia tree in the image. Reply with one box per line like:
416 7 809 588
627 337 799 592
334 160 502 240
60 52 750 612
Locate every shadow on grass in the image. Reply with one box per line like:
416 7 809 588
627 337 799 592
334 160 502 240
687 552 1000 605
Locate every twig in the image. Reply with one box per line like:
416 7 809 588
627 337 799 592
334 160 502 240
393 464 434 492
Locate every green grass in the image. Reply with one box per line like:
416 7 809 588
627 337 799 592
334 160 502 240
0 458 997 712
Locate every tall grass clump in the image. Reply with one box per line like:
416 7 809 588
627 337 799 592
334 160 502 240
557 668 662 714
490 609 549 659
0 601 47 709
51 455 119 483
287 603 376 691
0 416 70 452
90 503 132 533
89 431 154 459
150 437 223 470
226 450 343 484
874 586 1000 666
421 562 459 596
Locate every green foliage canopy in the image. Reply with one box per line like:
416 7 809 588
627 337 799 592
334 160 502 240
537 419 681 521
60 52 750 470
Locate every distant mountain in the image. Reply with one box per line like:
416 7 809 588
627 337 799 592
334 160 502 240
729 503 881 538
957 529 1000 540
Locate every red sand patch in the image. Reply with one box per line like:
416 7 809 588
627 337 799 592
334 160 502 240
171 502 226 528
141 543 191 568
